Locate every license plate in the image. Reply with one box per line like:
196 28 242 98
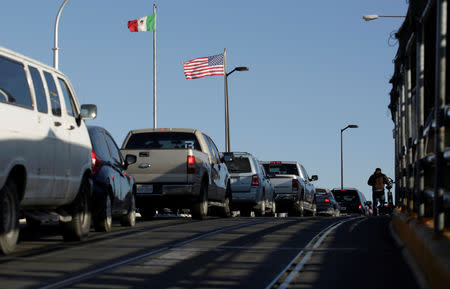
137 185 153 194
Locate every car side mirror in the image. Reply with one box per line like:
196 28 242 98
220 152 234 163
124 154 137 168
80 104 97 120
310 175 318 181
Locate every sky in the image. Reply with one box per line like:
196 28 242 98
1 0 409 201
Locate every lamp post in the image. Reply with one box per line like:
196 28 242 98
340 124 358 189
363 14 405 21
53 0 69 70
224 66 249 152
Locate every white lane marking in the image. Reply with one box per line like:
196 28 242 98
38 219 270 289
264 217 360 289
277 220 348 289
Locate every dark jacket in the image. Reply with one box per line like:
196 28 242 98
367 172 391 192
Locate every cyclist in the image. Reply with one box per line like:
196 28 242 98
367 168 391 216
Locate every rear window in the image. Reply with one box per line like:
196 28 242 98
263 163 299 176
332 190 359 203
88 128 110 161
124 132 201 150
225 156 252 173
315 189 328 195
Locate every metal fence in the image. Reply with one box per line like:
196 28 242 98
389 0 449 236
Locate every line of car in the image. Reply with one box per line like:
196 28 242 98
0 47 371 256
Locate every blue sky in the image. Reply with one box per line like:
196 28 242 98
1 0 408 201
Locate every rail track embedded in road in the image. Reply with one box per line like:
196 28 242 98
37 218 273 289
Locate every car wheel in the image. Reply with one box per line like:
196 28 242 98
255 198 266 217
121 194 136 227
94 194 112 232
0 180 20 255
271 201 277 217
219 185 232 218
62 176 92 241
191 180 208 220
311 203 317 217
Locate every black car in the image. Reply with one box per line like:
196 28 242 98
314 187 340 217
331 188 368 216
88 126 137 232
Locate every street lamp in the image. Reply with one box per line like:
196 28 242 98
340 124 358 190
224 66 249 152
363 14 405 21
53 0 69 70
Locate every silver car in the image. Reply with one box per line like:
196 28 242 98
224 152 276 216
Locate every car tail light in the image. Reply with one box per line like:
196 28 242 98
91 150 102 175
251 174 260 186
324 198 330 203
187 155 195 174
358 204 362 209
270 161 281 165
292 179 299 191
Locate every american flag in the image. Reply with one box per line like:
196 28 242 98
183 54 224 79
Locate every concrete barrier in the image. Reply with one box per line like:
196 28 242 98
392 209 450 289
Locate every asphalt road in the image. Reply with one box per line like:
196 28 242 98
0 215 421 289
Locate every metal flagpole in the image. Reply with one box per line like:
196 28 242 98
153 3 157 128
224 48 230 152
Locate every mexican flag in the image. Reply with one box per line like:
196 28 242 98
128 14 156 32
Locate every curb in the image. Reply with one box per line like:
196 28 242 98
391 209 450 289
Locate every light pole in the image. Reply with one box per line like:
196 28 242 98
340 124 358 189
53 0 69 70
363 14 405 21
224 66 249 152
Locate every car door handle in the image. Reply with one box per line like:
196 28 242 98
54 121 62 127
68 125 75 130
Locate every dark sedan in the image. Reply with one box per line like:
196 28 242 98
314 187 340 216
331 188 369 216
88 126 137 232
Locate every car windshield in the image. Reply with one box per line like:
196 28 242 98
124 132 201 150
263 163 299 175
224 156 252 173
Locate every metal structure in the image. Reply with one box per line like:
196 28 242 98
389 0 449 236
53 0 69 70
340 125 358 190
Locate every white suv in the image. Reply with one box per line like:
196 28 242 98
0 46 97 254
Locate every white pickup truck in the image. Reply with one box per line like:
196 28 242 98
121 128 231 220
261 161 318 216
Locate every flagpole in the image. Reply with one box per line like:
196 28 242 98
224 48 230 152
153 3 157 128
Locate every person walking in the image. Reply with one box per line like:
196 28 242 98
367 168 391 216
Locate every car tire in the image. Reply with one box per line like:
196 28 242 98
255 198 266 217
0 180 20 255
219 185 232 218
191 180 208 220
269 200 277 217
121 194 136 227
311 203 317 217
94 194 112 232
62 176 92 241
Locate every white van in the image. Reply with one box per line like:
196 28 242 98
0 46 97 254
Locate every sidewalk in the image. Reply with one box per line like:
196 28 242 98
391 209 450 289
